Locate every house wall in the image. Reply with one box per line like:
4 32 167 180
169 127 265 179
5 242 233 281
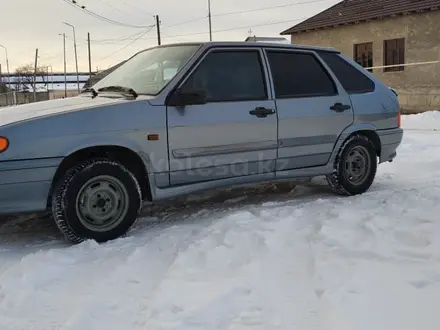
289 11 440 113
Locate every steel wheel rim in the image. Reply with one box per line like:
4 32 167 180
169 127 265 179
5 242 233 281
75 175 129 232
343 145 371 186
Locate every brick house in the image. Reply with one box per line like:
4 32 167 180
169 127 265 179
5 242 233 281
280 0 440 113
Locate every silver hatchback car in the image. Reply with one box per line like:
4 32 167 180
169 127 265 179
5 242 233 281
0 42 403 243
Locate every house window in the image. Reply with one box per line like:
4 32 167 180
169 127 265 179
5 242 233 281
383 38 405 72
354 42 373 72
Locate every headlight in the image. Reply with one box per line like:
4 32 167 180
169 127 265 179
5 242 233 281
0 137 9 153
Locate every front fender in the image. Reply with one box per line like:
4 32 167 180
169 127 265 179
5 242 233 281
60 132 158 174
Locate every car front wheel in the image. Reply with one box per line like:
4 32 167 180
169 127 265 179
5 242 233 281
326 134 377 196
52 159 142 243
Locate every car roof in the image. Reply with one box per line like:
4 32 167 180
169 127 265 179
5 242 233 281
155 41 340 54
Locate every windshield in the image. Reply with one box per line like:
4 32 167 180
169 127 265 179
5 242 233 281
92 45 201 95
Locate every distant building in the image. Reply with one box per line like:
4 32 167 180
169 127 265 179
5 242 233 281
245 36 290 44
1 72 92 92
280 0 440 113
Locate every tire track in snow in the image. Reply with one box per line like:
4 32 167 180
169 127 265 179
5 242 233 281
65 216 227 330
0 213 228 330
2 129 440 329
139 210 272 329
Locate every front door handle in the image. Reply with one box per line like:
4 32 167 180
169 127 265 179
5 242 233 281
330 103 351 112
249 107 276 118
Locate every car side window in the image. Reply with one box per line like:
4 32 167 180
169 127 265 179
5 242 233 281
318 52 375 94
180 50 267 102
266 50 337 99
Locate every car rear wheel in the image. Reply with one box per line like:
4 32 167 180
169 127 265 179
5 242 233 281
52 159 142 243
326 134 377 196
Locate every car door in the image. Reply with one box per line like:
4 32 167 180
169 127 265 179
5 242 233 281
166 48 278 186
263 48 354 173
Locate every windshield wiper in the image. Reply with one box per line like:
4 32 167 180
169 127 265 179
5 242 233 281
81 87 98 98
97 86 138 99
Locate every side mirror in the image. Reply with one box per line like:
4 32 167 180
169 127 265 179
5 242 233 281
167 89 207 107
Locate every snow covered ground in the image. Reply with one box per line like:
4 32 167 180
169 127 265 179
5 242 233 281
1 111 440 330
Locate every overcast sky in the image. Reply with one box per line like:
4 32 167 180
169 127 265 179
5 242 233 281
0 0 339 73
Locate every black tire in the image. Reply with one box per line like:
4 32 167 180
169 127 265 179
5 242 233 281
326 134 377 196
52 159 142 244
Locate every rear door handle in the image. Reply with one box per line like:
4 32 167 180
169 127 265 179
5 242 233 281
249 107 276 118
330 102 351 112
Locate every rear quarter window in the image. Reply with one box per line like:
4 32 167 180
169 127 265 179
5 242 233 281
319 52 375 94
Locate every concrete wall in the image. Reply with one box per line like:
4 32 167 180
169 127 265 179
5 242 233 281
0 90 80 107
289 11 440 113
49 90 80 100
0 92 49 107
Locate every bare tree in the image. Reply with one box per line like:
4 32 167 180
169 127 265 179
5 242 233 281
14 64 48 92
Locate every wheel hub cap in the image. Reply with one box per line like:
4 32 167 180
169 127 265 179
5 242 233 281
344 145 371 186
75 175 129 232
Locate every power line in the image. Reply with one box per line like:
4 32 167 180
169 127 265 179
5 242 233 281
63 0 146 28
61 0 152 29
163 0 331 29
97 27 155 63
93 0 153 23
213 0 330 18
38 42 88 63
160 31 188 40
78 17 309 45
164 16 206 29
90 31 149 44
176 19 306 37
148 18 309 40
88 18 307 43
119 0 155 17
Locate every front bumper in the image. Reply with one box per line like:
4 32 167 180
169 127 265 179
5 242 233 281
0 158 62 214
378 127 404 163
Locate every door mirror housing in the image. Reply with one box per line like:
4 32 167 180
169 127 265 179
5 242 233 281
168 89 207 107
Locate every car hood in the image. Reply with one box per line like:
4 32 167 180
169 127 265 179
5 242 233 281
0 96 132 128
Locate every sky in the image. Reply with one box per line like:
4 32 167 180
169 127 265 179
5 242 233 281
0 0 340 73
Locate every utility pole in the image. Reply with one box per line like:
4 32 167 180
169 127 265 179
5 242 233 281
62 33 67 97
0 45 11 90
63 22 80 94
208 0 212 41
0 63 6 106
87 32 92 79
58 33 67 97
73 29 80 93
46 65 54 91
46 66 49 91
34 48 39 102
155 15 161 45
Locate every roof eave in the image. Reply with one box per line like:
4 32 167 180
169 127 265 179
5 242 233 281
281 6 440 35
280 28 293 35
